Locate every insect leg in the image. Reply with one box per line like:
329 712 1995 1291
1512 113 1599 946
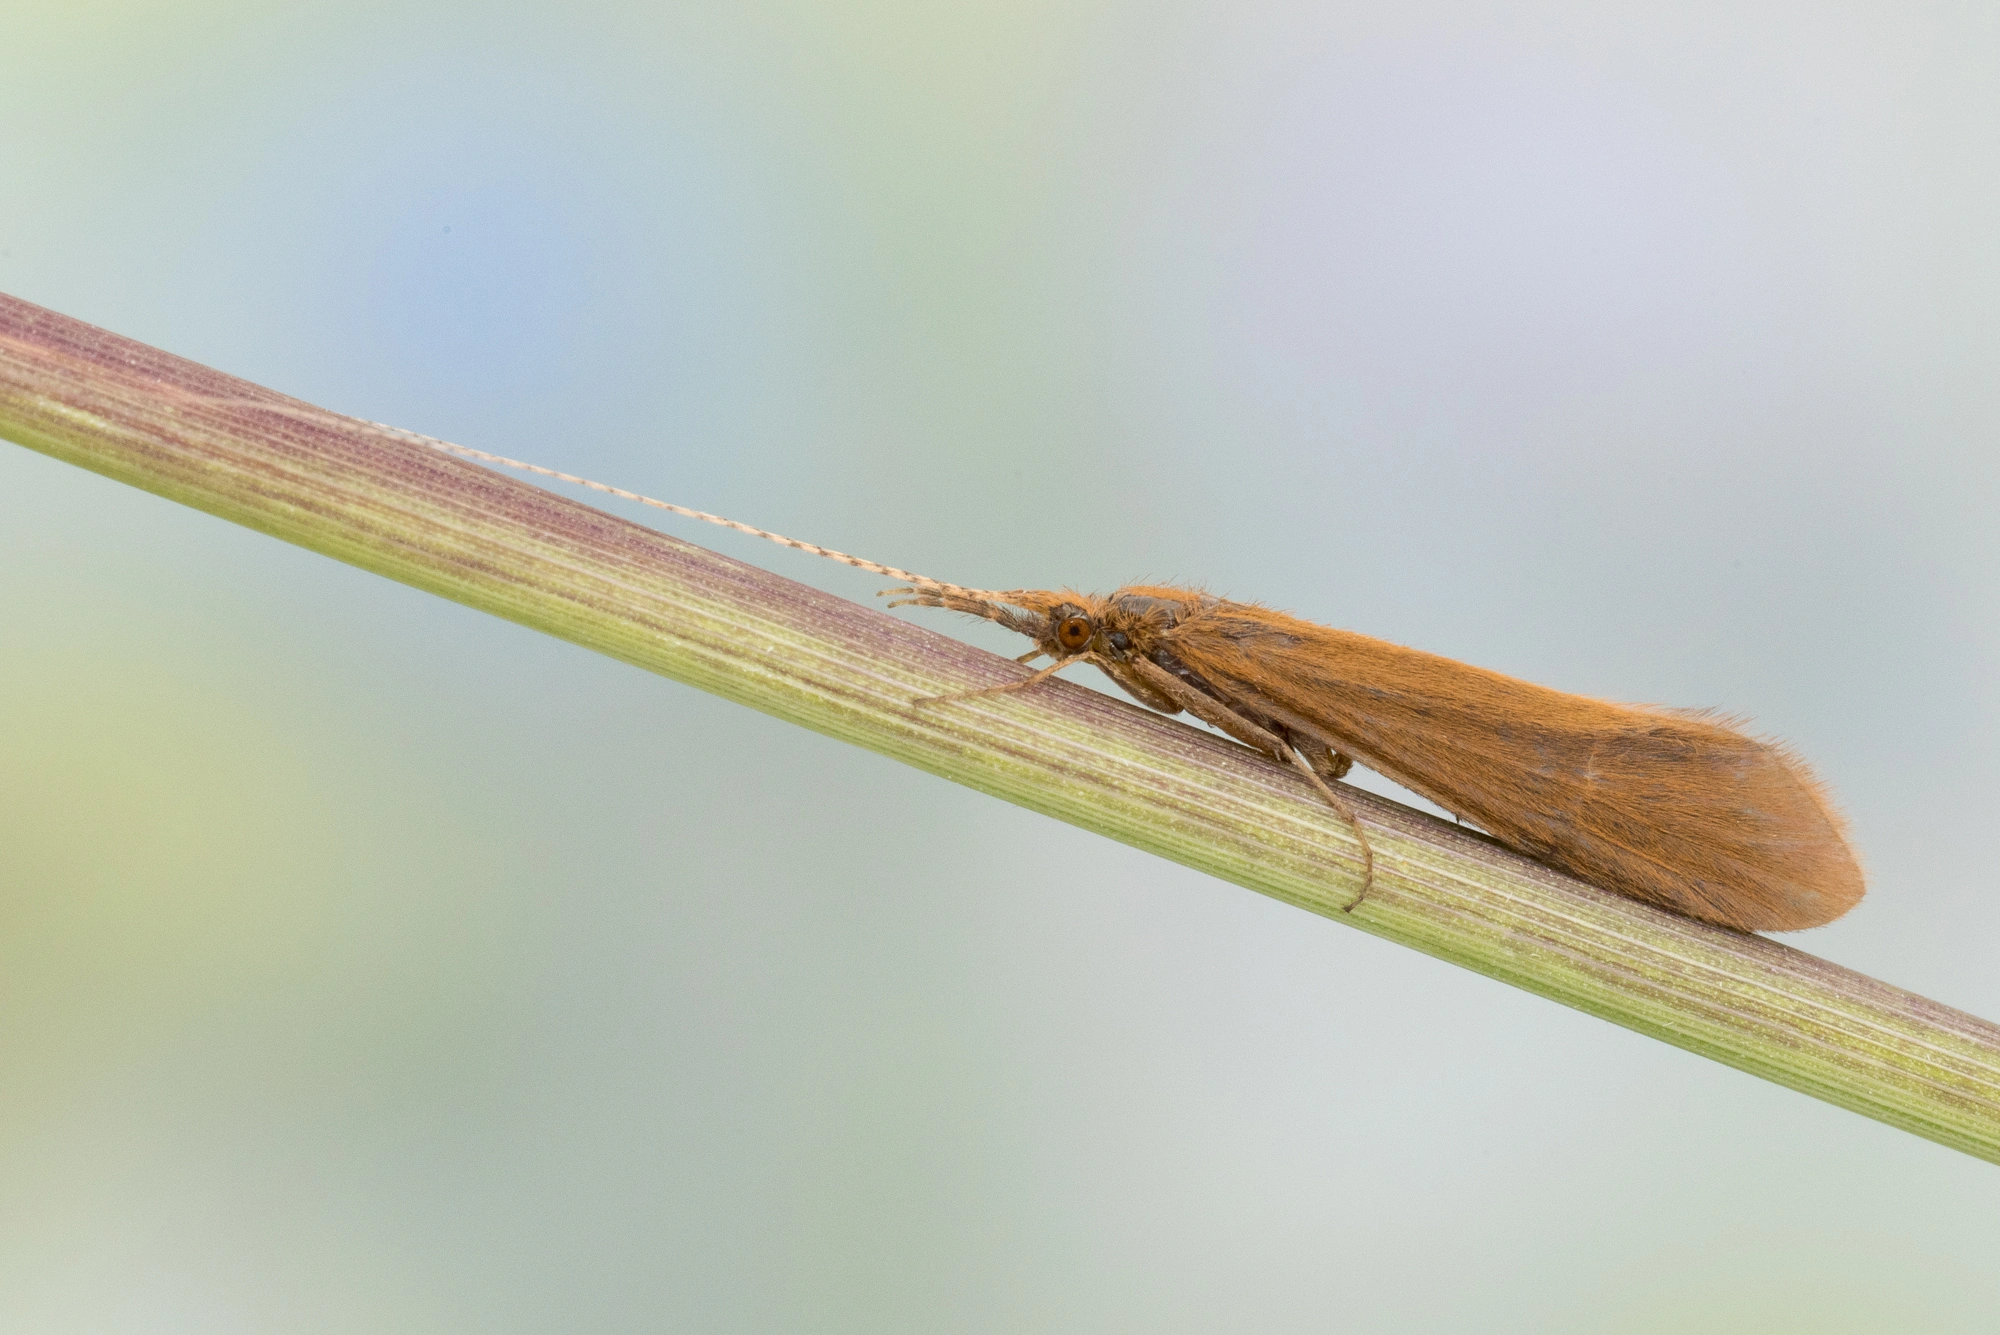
1121 657 1374 910
913 658 1072 706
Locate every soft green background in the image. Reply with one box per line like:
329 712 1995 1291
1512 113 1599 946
3 2 1996 1329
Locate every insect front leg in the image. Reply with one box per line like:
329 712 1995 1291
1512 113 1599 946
912 657 1071 707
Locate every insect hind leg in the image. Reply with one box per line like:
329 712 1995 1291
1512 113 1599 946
1283 749 1375 912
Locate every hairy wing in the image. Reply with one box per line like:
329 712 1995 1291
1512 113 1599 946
1160 600 1863 931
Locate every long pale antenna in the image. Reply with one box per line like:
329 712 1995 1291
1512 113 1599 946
188 396 1000 600
357 418 996 593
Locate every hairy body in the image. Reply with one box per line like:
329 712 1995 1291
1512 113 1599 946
894 583 1864 933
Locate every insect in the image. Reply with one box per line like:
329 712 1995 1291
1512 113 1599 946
883 582 1865 932
355 419 1869 934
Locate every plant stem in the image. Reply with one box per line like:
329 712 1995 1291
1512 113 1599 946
4 291 1997 1164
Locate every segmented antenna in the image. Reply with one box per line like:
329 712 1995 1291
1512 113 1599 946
184 393 1002 601
366 418 991 590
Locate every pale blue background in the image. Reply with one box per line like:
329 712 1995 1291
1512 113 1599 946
2 2 1996 1330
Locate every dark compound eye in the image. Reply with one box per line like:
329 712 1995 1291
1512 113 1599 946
1056 616 1093 652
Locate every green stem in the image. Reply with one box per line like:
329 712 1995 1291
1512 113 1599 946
4 291 1996 1163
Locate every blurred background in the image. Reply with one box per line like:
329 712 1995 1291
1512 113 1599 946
2 1 1996 1329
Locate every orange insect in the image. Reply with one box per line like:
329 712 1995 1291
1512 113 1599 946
384 425 1867 934
888 582 1864 932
